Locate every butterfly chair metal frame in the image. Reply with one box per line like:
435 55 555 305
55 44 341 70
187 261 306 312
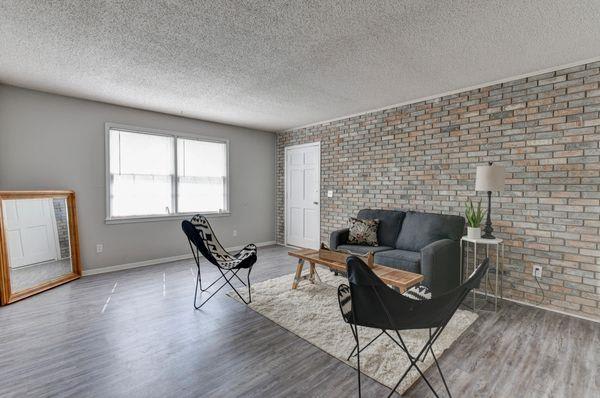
182 216 257 309
338 256 489 398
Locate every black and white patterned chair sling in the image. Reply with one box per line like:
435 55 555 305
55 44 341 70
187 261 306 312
182 215 257 309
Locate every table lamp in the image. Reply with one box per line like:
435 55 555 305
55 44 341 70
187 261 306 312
475 162 505 239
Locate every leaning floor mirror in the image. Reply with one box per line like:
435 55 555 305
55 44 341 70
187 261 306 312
0 191 82 305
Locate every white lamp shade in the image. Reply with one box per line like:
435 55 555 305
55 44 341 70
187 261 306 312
475 164 505 192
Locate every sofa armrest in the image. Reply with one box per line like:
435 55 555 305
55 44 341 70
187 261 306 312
420 239 461 297
330 228 350 250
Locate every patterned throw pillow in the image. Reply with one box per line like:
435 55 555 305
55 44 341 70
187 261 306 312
347 217 379 246
402 285 432 300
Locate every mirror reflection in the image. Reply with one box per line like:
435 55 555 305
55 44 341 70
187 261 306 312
2 197 73 292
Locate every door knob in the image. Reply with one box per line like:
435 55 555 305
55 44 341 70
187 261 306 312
313 201 319 205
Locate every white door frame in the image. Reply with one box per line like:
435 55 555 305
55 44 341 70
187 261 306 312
284 141 321 248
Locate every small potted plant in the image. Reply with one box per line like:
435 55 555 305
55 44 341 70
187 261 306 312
465 198 485 239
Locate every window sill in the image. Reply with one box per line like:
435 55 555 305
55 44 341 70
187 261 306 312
105 212 231 225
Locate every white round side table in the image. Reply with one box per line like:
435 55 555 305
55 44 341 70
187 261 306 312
460 236 505 312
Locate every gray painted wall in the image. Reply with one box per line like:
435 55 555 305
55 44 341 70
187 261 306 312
0 84 276 271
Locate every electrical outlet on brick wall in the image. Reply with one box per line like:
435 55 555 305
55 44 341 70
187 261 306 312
533 265 543 279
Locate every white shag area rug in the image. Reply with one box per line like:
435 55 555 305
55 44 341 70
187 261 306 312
229 268 477 394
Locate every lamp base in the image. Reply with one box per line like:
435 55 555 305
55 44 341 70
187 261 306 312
482 190 495 239
481 231 495 240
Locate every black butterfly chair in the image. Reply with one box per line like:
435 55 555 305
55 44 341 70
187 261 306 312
338 256 489 398
182 215 257 309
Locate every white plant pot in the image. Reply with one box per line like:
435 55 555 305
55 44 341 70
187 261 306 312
467 226 481 239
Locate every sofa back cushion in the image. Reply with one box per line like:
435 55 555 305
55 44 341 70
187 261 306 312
357 209 406 247
395 211 465 251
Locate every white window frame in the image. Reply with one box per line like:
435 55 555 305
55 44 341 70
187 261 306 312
104 122 230 224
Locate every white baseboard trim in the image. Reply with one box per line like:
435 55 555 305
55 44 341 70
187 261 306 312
82 240 277 276
502 296 600 325
473 290 600 325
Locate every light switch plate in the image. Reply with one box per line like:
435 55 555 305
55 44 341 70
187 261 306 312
327 190 333 198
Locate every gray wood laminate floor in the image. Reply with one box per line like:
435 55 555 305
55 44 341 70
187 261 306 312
1 245 598 397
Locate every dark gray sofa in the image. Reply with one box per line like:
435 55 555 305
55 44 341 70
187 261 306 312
330 209 465 296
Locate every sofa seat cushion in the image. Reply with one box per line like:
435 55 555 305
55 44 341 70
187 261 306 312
357 209 406 247
337 244 394 255
374 250 421 274
395 211 465 252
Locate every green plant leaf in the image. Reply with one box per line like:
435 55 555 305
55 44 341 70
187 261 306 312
465 198 485 227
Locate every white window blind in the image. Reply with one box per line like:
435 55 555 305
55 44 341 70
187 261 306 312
177 138 228 213
106 126 229 221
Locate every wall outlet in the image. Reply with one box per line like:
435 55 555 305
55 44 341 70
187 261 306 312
233 230 237 237
96 244 103 254
533 265 542 279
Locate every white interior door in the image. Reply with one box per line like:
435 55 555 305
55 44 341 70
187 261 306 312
285 142 320 249
2 198 59 268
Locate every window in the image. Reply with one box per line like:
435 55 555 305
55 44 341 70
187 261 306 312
177 138 228 213
109 130 175 218
106 124 229 222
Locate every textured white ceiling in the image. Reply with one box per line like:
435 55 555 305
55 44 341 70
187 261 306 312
2 1 600 132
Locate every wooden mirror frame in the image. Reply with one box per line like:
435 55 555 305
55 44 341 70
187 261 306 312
0 191 82 305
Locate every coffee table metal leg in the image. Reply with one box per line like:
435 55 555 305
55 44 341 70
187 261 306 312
314 265 322 282
292 259 305 289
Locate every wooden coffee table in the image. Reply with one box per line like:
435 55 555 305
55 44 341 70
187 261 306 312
288 248 424 292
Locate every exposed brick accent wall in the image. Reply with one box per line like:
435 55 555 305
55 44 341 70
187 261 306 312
276 61 600 319
52 198 71 260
